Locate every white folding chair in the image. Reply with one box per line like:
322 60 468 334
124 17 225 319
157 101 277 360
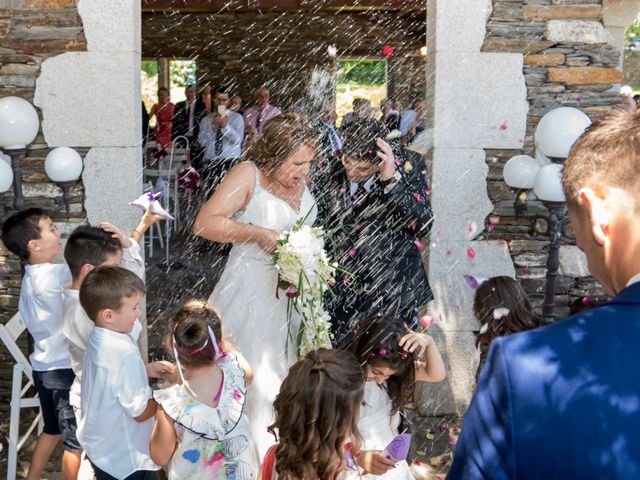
142 168 177 266
0 312 43 480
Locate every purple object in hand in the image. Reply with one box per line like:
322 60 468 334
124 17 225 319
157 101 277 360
382 434 412 462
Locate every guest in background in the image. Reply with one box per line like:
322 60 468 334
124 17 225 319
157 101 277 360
197 85 244 196
243 86 282 145
230 94 243 114
341 98 373 130
380 98 400 132
399 98 425 145
142 101 150 146
171 85 199 149
195 81 213 122
150 87 175 150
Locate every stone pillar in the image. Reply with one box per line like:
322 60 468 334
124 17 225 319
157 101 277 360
34 0 145 353
420 0 527 415
603 0 640 76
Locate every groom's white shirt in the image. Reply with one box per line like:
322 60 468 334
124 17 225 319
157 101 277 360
350 175 377 196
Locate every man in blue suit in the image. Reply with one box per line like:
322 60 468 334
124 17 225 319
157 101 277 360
448 109 640 479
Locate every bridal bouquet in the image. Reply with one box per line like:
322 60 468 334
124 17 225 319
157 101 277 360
274 219 337 358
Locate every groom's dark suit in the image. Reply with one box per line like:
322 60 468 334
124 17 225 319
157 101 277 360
313 149 434 343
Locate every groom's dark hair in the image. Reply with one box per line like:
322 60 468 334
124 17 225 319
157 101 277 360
341 119 389 164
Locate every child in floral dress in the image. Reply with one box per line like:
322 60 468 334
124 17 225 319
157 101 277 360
150 299 258 479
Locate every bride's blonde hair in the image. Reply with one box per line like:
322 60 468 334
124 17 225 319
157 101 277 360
244 113 317 175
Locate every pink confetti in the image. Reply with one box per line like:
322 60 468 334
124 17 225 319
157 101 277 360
351 194 358 200
445 250 452 257
499 122 508 131
488 223 495 232
419 315 434 328
582 295 591 304
410 219 418 230
467 247 476 260
449 438 458 447
395 158 401 166
423 187 430 195
523 266 529 275
348 248 357 258
414 193 422 201
413 239 423 251
327 278 336 287
576 95 582 103
438 422 447 433
355 223 361 230
339 186 346 194
436 230 444 238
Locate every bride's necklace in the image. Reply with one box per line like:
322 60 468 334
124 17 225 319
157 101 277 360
264 177 304 212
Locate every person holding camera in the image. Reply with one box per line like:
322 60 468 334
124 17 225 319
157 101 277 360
198 85 245 196
313 119 434 344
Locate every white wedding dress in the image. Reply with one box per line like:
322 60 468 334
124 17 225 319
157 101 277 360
208 162 317 459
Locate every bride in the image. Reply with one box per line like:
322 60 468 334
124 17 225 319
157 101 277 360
193 113 317 458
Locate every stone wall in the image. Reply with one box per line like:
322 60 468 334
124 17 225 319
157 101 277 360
141 11 426 109
624 49 640 86
482 0 619 317
0 3 87 405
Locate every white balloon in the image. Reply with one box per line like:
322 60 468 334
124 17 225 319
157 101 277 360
0 96 39 149
503 155 540 189
44 147 83 182
533 163 565 202
1 153 10 164
534 107 591 159
0 159 13 193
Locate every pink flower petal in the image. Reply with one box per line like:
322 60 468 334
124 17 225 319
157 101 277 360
436 230 444 238
499 122 508 131
410 219 418 231
348 248 357 258
488 223 495 232
413 239 423 251
414 193 422 201
339 186 346 194
445 249 452 257
467 247 476 260
419 315 433 328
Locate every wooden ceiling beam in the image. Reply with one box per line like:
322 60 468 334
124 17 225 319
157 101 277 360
141 0 425 13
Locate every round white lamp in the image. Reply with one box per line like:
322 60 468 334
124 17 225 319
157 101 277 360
0 158 13 193
44 147 83 182
533 163 565 203
0 96 39 149
503 155 540 189
534 107 591 159
44 147 83 213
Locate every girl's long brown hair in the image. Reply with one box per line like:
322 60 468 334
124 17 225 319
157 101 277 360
268 348 364 480
344 316 415 416
473 276 544 350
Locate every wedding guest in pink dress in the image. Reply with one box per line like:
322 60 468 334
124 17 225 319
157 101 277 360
150 87 175 149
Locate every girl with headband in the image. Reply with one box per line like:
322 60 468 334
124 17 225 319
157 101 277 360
150 299 258 479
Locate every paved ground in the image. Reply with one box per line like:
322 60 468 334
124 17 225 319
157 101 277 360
2 230 457 479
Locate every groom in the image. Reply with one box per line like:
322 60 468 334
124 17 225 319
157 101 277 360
314 119 433 343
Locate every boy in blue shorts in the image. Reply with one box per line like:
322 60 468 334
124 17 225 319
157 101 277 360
2 208 81 480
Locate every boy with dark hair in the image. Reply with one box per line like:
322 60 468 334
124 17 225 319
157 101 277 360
62 219 161 412
1 208 81 480
78 266 160 480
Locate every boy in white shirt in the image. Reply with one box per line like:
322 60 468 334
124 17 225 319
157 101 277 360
1 208 81 480
62 216 172 413
78 265 160 480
